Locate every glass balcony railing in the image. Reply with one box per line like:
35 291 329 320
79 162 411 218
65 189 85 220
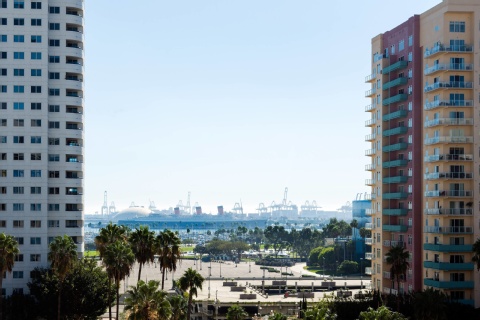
424 43 473 58
365 179 375 186
382 159 408 168
365 193 377 200
365 118 377 126
365 73 377 82
365 208 374 216
424 208 473 216
382 93 408 106
424 278 474 289
383 126 408 137
423 243 472 252
365 133 376 141
383 77 408 90
424 63 473 75
383 176 408 184
424 154 473 162
424 172 473 180
383 109 407 121
424 118 473 127
424 226 473 234
365 88 377 97
382 192 408 199
424 81 473 92
365 252 374 260
424 190 472 197
383 60 408 74
424 136 473 145
365 223 374 230
424 261 474 271
365 267 374 275
365 104 376 112
365 164 376 171
383 240 405 248
383 224 409 232
383 209 408 216
365 238 373 245
383 143 408 153
424 99 473 110
365 148 376 156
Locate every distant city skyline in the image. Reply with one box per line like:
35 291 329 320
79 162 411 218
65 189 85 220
84 0 441 215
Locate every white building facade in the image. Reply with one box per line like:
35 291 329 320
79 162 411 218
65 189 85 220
0 0 84 294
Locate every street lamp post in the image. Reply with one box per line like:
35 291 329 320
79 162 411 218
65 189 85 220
210 258 212 276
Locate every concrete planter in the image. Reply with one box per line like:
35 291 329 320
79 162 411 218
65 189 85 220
223 281 238 287
297 292 315 298
230 286 246 292
272 280 287 286
240 293 257 300
337 290 352 298
321 281 336 287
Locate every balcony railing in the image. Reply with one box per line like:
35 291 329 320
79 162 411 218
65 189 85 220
424 118 473 127
383 60 408 74
383 77 408 90
365 179 375 186
424 172 473 180
383 209 408 216
365 267 374 275
383 142 408 153
365 118 377 127
424 208 473 216
382 159 408 168
382 93 408 106
365 164 376 171
365 73 376 82
423 243 472 252
423 261 474 271
382 224 409 232
382 192 408 200
365 208 374 216
365 88 377 97
424 81 473 93
365 133 376 141
365 193 377 200
365 238 373 245
424 136 473 145
365 223 374 230
365 252 374 260
383 109 407 121
365 148 376 156
383 271 391 279
424 226 473 234
365 104 376 112
424 43 473 58
424 63 473 75
383 126 408 137
383 176 408 184
424 99 473 110
383 240 405 247
424 190 472 197
424 154 473 162
424 278 474 289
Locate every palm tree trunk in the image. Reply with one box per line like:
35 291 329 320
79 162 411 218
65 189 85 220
116 278 120 320
161 267 166 290
0 276 4 320
187 294 193 320
138 262 142 282
57 281 62 320
108 277 112 320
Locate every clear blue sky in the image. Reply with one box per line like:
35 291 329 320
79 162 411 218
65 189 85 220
84 0 441 214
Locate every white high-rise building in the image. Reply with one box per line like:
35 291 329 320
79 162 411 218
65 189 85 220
0 0 84 294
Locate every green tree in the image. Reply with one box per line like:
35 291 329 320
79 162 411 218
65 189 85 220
472 237 480 270
337 260 358 275
264 225 290 257
304 301 337 320
168 294 188 320
129 226 156 282
178 268 205 320
156 230 182 290
359 306 407 320
414 288 447 320
0 233 19 320
28 259 115 320
292 228 323 261
48 235 77 320
103 240 135 320
318 247 336 271
226 304 248 320
308 246 324 265
385 245 410 294
124 280 172 320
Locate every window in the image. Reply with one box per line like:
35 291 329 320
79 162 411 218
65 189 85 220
13 69 24 76
49 72 60 80
1 85 6 92
14 254 23 262
408 35 413 46
1 0 5 8
13 52 24 59
31 119 41 127
0 69 5 76
49 23 60 30
450 21 466 33
49 88 59 96
31 86 41 93
49 105 60 112
31 2 41 9
30 153 41 160
48 203 59 211
49 6 60 14
0 35 5 42
13 119 23 127
0 102 5 109
13 1 24 9
13 85 24 93
0 204 5 210
30 19 41 26
13 187 24 194
30 187 41 194
13 136 24 143
49 56 60 63
49 39 60 47
0 51 5 59
30 254 40 262
30 220 41 227
0 119 4 126
0 136 6 143
48 187 59 194
48 154 59 162
48 171 59 178
13 35 24 42
30 35 41 43
48 220 59 228
13 170 24 177
31 69 41 76
31 52 41 60
13 18 24 26
399 39 405 51
30 237 41 245
13 153 24 160
31 103 41 110
13 102 24 110
48 138 59 145
0 154 4 160
30 136 41 143
49 121 59 128
14 237 23 244
12 271 23 279
0 188 4 194
30 170 41 177
0 221 5 228
13 203 24 211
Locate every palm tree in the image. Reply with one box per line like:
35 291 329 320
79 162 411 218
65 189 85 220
95 223 128 319
414 288 447 320
226 304 248 320
168 294 188 320
124 280 172 320
385 245 410 294
178 268 205 320
48 235 77 320
129 226 155 282
103 240 135 320
472 237 480 270
156 230 182 290
0 233 19 319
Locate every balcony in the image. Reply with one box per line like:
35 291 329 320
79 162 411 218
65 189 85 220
365 208 374 216
365 148 376 156
365 88 377 97
365 179 375 186
383 240 405 248
383 176 408 184
365 118 377 127
383 209 408 216
424 63 473 75
424 190 472 198
424 208 473 216
365 238 373 245
365 73 376 82
424 99 473 110
423 243 472 252
424 154 473 162
424 43 473 58
365 252 374 260
383 60 408 74
365 267 374 275
424 172 472 180
424 136 473 145
383 77 408 90
424 81 473 93
382 159 408 168
424 118 473 128
365 223 374 230
424 261 474 271
382 93 408 106
365 133 376 141
383 109 407 121
365 193 377 200
382 192 408 200
424 226 473 234
424 278 473 289
365 164 376 171
382 224 408 232
383 126 408 137
365 104 376 112
383 142 408 153
383 271 391 279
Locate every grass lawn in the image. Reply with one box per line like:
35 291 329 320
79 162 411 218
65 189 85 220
84 250 99 257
